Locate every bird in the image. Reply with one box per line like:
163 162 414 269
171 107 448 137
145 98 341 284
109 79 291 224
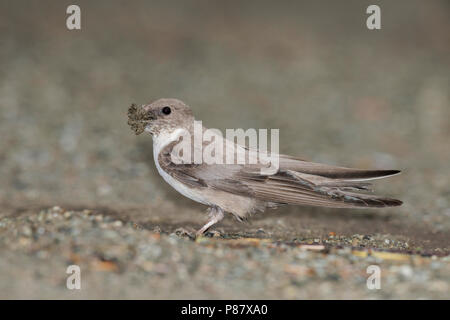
127 98 402 237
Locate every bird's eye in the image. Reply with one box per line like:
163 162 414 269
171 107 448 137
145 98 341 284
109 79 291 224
162 106 171 115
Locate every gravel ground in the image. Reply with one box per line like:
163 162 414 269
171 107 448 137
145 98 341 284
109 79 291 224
0 1 449 299
1 206 449 299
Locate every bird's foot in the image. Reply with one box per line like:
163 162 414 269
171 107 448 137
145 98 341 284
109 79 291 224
195 206 224 238
204 230 222 238
174 227 195 239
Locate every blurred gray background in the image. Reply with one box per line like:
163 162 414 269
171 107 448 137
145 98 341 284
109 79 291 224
1 0 449 227
0 0 449 299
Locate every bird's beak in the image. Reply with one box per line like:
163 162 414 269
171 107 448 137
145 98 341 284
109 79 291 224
127 103 155 135
142 105 158 120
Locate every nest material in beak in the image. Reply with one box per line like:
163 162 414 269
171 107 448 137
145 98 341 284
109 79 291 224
127 103 153 135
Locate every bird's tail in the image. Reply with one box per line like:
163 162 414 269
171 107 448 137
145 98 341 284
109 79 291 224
276 167 403 208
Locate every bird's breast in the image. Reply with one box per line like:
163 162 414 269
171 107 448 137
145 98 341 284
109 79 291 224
152 130 212 206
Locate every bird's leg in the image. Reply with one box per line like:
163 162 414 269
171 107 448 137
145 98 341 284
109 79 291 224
196 206 224 237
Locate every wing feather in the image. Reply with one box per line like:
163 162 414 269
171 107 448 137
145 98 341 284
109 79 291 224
157 135 402 209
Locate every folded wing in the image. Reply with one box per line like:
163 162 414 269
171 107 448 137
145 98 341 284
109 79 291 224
158 138 402 209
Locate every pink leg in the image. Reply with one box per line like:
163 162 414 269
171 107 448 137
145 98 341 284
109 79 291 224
196 207 224 236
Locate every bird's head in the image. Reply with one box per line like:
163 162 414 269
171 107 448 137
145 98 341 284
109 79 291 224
128 98 194 136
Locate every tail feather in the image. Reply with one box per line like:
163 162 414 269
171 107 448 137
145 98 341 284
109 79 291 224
329 190 403 207
273 169 403 208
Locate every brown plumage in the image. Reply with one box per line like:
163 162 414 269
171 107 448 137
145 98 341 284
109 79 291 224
128 98 402 236
158 140 402 209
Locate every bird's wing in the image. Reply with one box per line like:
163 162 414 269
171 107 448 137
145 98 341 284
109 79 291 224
157 136 402 208
278 154 401 181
